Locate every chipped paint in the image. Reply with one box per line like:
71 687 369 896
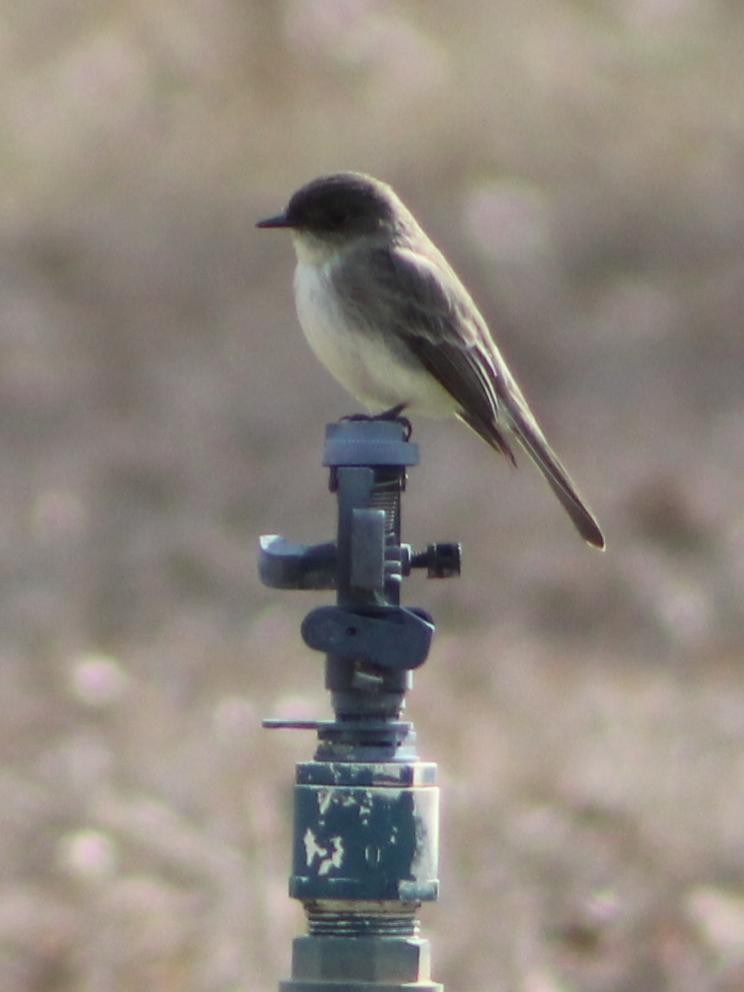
303 828 345 875
317 788 333 817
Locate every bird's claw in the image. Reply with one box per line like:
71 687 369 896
341 407 412 441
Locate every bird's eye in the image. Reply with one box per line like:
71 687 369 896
328 208 349 228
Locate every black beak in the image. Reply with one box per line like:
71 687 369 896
256 211 292 229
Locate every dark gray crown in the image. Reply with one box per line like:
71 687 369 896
283 172 397 236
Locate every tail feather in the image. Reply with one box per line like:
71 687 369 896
457 402 605 549
508 407 605 549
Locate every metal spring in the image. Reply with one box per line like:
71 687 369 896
368 471 403 542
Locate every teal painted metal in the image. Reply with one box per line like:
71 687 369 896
290 761 439 903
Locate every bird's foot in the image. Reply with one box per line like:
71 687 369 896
341 405 412 440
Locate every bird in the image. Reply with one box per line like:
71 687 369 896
257 171 604 549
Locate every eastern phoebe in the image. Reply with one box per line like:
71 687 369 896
257 172 604 549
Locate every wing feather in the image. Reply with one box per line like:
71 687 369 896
330 240 605 547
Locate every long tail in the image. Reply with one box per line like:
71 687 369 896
507 405 605 549
458 405 605 549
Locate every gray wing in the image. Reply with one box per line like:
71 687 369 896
333 242 606 548
333 242 518 460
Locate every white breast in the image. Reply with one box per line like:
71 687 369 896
292 255 455 417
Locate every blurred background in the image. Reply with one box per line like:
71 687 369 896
2 1 744 989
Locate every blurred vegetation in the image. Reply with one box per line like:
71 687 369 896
2 2 744 990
